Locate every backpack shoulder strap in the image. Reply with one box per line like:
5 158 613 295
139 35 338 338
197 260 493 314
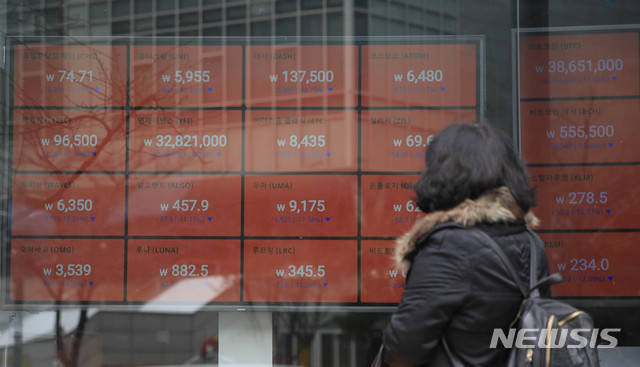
468 228 529 296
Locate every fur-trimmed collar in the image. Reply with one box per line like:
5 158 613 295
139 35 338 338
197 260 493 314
394 186 539 270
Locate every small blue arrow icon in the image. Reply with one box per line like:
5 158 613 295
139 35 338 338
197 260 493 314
90 217 96 221
216 152 221 157
208 217 212 221
89 282 94 286
208 88 213 92
92 152 97 156
606 210 611 214
95 88 100 92
324 283 328 287
608 277 613 281
609 143 613 147
612 76 617 81
325 217 331 222
326 152 331 157
328 88 333 92
441 87 446 91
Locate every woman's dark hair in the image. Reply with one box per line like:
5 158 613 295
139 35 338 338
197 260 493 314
415 121 536 213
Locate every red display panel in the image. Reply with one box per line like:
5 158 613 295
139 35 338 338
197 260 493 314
10 239 124 302
129 110 242 172
128 174 241 236
7 39 484 306
519 33 640 99
13 109 126 172
244 175 358 237
130 46 243 107
245 110 358 172
13 45 127 107
521 100 640 164
127 239 241 302
361 44 477 107
361 111 476 172
243 240 357 303
539 232 639 297
361 175 423 237
245 45 358 107
12 174 125 236
530 166 639 230
361 240 405 303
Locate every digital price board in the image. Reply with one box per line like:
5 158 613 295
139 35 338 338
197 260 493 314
517 27 640 297
4 37 483 306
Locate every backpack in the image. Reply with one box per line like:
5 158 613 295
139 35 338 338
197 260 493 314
471 228 600 367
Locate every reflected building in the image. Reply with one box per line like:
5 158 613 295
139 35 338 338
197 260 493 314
4 0 460 38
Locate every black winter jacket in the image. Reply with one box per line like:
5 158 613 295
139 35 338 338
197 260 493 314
383 187 551 367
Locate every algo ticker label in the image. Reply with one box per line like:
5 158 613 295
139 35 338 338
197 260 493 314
128 174 241 236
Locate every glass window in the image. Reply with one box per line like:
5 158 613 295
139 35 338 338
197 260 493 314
407 6 421 23
111 0 130 18
202 26 222 36
251 20 271 36
425 11 441 31
276 0 296 14
227 23 246 36
203 9 222 23
68 26 86 36
327 12 343 36
355 11 368 35
134 17 153 31
91 23 110 36
180 0 198 9
156 0 174 12
89 2 108 20
226 5 246 20
370 15 387 35
276 17 296 36
134 0 152 15
388 1 404 18
301 0 323 11
389 19 404 34
67 5 86 22
179 12 199 26
180 28 199 36
227 24 247 37
408 24 422 35
370 0 386 12
251 2 272 17
111 19 130 34
301 14 322 36
156 14 175 29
